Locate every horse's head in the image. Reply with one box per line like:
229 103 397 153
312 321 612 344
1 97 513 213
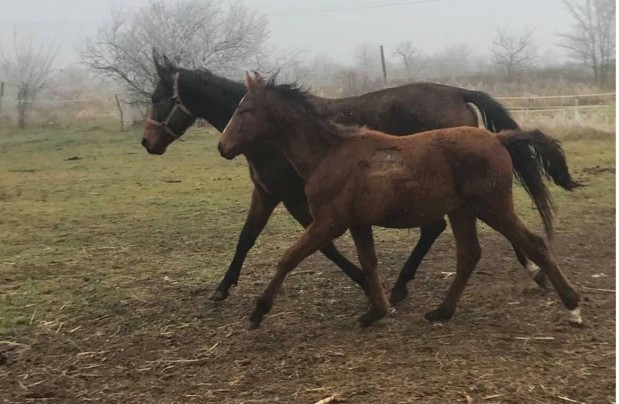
142 51 196 155
218 72 270 160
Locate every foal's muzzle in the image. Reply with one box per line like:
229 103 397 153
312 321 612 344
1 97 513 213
218 142 237 160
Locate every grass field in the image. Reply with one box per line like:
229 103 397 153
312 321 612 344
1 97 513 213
0 121 615 402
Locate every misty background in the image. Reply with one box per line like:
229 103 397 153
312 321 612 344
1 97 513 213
0 0 615 128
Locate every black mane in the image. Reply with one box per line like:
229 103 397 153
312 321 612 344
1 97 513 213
265 77 322 118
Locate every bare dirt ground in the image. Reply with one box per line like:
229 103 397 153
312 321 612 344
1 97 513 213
0 125 615 403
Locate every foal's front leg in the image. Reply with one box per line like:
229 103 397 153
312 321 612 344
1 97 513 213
248 223 346 330
349 225 390 326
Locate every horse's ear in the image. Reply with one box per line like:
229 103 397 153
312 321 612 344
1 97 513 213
153 51 176 83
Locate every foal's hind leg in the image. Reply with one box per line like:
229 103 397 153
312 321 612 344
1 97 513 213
478 206 582 325
283 200 370 294
513 245 548 288
390 219 447 305
349 226 390 326
425 209 481 322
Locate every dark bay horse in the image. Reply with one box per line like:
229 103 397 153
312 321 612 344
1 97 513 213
142 55 546 304
218 73 582 329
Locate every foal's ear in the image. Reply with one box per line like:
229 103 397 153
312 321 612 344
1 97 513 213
244 71 264 93
253 71 265 84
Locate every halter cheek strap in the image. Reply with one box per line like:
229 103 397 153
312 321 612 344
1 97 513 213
145 72 194 139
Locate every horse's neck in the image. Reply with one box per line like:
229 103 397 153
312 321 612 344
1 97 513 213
181 71 246 132
272 112 343 181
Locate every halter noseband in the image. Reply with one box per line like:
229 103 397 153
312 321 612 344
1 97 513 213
146 72 194 139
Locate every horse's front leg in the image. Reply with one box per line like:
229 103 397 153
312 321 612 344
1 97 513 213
390 219 447 305
209 186 279 301
349 225 390 326
248 222 346 330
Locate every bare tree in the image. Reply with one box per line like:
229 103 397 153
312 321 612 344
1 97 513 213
490 28 537 82
354 42 379 73
0 29 58 128
393 40 419 77
559 0 615 87
79 0 269 103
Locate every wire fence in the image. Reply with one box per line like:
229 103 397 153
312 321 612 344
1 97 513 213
495 92 615 131
0 81 615 131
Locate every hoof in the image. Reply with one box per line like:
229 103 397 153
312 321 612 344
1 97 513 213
532 270 548 289
568 307 584 327
424 307 454 323
208 289 230 302
526 263 548 289
389 285 409 306
247 308 265 330
246 319 261 331
358 307 388 327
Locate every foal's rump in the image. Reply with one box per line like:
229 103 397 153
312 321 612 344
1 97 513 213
339 126 577 232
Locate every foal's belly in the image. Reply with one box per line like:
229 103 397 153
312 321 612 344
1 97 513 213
351 169 460 228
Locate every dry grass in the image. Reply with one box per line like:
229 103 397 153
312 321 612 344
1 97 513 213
0 120 615 403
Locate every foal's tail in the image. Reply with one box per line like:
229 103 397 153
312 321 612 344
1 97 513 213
461 89 520 132
498 129 582 237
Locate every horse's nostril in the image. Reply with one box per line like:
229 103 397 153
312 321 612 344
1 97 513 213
141 138 148 148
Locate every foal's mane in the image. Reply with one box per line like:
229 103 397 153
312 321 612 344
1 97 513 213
265 77 358 136
265 77 322 118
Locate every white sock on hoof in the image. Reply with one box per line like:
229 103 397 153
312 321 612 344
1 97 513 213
569 307 583 324
526 261 541 276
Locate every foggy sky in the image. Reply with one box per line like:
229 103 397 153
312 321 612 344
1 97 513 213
0 0 576 68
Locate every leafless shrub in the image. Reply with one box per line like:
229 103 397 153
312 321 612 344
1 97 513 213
0 29 59 128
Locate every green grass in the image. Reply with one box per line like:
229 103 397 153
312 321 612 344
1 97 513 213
0 121 615 335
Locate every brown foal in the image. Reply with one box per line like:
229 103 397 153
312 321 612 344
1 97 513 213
218 73 582 330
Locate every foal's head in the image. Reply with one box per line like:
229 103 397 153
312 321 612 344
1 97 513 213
218 72 271 159
142 52 196 155
218 73 317 159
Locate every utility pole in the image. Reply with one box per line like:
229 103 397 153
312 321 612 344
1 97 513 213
379 45 387 84
0 82 4 119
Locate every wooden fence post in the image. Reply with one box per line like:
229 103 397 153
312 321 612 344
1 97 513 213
379 45 387 85
0 82 4 119
114 94 125 132
573 98 580 123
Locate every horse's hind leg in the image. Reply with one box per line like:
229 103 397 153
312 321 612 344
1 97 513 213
390 219 447 305
425 208 481 322
283 200 370 294
349 225 390 326
512 244 548 288
478 205 582 325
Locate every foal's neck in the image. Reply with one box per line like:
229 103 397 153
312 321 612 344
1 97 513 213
179 70 246 132
269 104 345 180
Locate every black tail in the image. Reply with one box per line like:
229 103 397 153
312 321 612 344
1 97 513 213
462 89 519 132
498 129 582 237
